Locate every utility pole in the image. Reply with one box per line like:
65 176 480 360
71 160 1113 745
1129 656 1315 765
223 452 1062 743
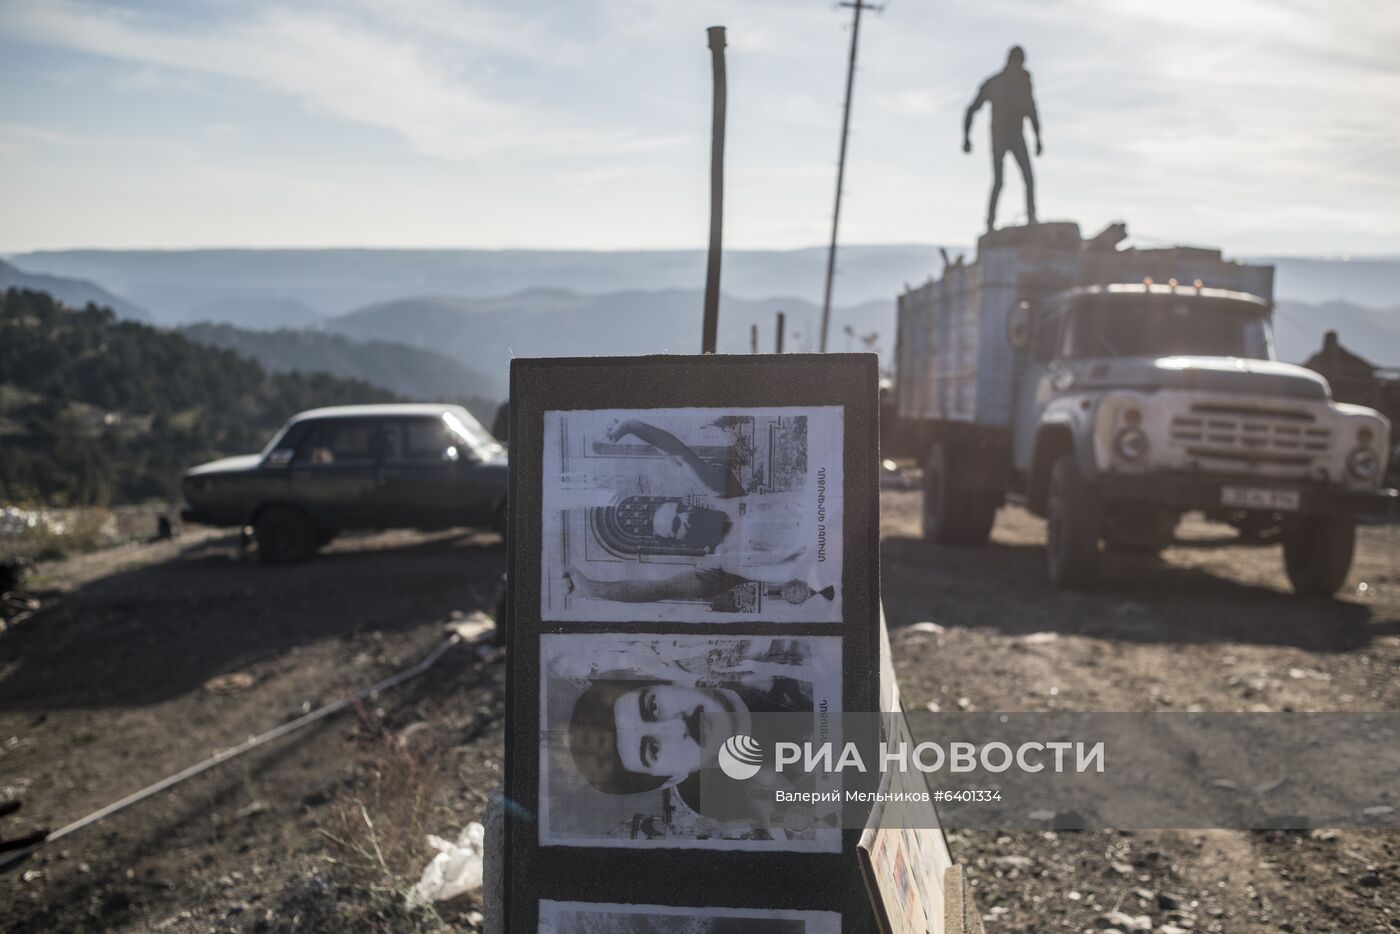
702 26 727 354
775 311 786 353
818 0 879 353
750 323 758 354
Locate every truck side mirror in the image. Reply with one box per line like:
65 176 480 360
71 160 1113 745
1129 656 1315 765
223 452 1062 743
1007 301 1033 350
265 448 295 468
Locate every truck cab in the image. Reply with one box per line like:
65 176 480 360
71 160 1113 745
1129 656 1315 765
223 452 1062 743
1016 283 1391 592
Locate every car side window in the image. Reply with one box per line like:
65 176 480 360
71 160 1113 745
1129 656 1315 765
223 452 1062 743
398 418 458 462
295 420 380 465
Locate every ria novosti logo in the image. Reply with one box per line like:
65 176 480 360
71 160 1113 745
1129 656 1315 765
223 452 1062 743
718 734 764 780
718 733 1105 780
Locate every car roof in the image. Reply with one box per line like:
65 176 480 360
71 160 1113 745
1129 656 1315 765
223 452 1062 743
288 403 471 423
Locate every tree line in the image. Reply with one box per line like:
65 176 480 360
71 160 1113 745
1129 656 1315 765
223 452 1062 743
0 288 399 505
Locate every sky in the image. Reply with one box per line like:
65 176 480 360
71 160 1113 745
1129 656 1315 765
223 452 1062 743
2 0 1398 254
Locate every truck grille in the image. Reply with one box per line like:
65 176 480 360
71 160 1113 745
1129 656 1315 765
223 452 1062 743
1168 405 1330 465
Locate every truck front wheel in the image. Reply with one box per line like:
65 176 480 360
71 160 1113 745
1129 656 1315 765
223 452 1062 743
1046 453 1100 589
923 443 997 546
1282 516 1355 597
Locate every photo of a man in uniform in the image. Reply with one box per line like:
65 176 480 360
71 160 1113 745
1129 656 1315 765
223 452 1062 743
540 635 841 850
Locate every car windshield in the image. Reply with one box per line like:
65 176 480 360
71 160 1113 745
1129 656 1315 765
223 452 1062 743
444 409 503 456
259 424 291 458
1064 299 1272 360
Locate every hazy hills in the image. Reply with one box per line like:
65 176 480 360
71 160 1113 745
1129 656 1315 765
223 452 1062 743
6 245 940 326
0 289 395 505
324 289 891 394
10 246 1400 330
0 258 150 322
181 323 497 422
320 288 1397 395
5 246 1397 398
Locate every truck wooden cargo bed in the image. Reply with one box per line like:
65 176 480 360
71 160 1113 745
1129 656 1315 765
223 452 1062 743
894 222 1275 427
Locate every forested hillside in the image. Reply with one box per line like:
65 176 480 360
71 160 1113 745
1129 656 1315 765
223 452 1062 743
181 322 496 422
0 289 397 505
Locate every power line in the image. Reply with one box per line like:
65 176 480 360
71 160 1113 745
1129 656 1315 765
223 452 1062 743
819 0 883 353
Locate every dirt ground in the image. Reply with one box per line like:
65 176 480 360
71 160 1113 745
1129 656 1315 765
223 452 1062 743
882 491 1400 934
0 528 508 932
1 495 1397 932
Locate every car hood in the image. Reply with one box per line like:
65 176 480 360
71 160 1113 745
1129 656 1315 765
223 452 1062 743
185 454 264 477
1073 356 1330 400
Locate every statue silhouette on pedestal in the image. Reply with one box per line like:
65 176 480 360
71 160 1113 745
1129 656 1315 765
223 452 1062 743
964 45 1042 232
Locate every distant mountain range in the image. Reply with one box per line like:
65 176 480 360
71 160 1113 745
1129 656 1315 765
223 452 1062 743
2 245 938 326
0 258 150 321
181 323 496 420
4 245 1397 399
317 289 1398 394
9 245 1400 329
323 289 890 394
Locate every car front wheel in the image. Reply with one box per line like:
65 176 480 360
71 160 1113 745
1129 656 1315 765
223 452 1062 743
255 506 318 564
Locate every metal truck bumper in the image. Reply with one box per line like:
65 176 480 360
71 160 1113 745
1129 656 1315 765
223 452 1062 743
1096 474 1398 521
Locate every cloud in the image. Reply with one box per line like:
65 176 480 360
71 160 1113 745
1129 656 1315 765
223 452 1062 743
0 122 72 157
0 0 673 160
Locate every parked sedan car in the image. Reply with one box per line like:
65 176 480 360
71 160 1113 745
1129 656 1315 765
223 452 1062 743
181 404 507 563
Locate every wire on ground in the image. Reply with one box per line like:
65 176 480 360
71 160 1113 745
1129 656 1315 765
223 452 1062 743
0 614 496 872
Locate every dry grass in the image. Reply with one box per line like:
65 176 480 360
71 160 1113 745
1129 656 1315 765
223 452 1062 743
18 508 117 560
313 711 481 932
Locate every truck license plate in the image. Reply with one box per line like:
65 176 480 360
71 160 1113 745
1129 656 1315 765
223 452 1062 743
1221 486 1301 511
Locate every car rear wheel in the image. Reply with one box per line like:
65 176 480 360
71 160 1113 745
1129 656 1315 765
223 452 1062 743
255 506 318 564
1046 453 1100 589
1282 516 1355 597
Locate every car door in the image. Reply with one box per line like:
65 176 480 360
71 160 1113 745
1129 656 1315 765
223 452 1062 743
290 418 383 529
377 416 461 528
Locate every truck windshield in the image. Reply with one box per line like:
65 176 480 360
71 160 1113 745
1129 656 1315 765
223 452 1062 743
1064 300 1272 360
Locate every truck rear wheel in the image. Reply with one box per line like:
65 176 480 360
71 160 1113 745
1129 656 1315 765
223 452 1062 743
922 443 998 546
255 506 318 564
1046 453 1100 589
1282 516 1355 597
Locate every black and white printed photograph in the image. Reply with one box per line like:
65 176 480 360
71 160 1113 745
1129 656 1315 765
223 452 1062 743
538 634 842 851
538 900 842 933
541 407 843 623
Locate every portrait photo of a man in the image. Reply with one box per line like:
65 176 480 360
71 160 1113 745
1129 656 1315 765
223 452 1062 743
539 634 842 851
541 407 844 623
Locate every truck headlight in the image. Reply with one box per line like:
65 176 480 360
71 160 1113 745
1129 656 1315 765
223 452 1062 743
1114 428 1149 462
1347 446 1379 480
